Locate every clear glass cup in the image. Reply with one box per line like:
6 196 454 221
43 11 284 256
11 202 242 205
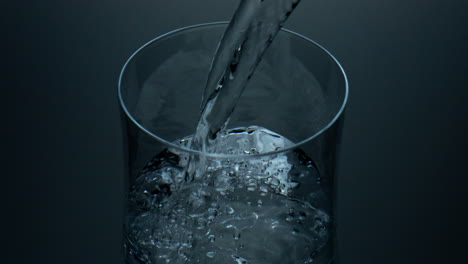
118 22 348 264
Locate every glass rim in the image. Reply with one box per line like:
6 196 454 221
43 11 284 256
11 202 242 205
118 21 349 159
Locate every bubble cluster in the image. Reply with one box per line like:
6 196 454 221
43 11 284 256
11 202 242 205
125 127 330 264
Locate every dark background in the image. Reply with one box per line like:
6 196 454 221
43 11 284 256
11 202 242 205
3 0 468 263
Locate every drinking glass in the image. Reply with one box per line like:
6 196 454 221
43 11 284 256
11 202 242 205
118 22 348 264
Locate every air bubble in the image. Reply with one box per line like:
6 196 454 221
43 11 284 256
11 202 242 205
226 206 235 214
269 177 280 186
247 178 257 186
289 181 300 188
232 255 248 264
298 211 307 220
196 218 207 229
208 214 216 223
271 220 279 229
233 230 241 240
177 247 189 260
208 234 216 243
291 228 299 235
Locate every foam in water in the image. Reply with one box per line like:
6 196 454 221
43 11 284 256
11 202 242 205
187 0 303 181
126 127 330 264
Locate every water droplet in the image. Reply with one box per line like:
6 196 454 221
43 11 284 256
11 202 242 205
206 251 216 258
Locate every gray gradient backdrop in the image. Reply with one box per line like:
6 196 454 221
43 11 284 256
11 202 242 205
3 0 468 264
